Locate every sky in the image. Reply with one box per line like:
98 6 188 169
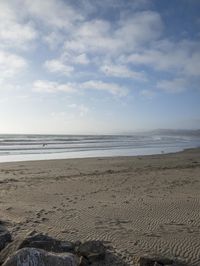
0 0 200 134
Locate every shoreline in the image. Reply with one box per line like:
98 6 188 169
0 145 199 164
0 147 200 265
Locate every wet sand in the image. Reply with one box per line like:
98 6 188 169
0 148 200 265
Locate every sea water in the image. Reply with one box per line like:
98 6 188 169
0 132 199 162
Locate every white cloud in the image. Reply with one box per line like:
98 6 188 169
100 64 146 80
33 80 76 93
64 19 114 54
43 32 64 50
23 0 83 29
115 11 163 50
73 53 90 65
44 53 89 75
184 50 200 76
33 79 128 96
0 50 27 80
1 0 198 99
64 11 162 56
1 2 162 55
44 59 74 76
127 39 200 77
60 52 90 66
157 78 188 93
0 1 37 49
60 10 163 83
68 103 89 117
68 104 77 108
81 80 128 96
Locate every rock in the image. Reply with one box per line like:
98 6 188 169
79 256 89 266
0 224 12 252
77 240 106 262
2 247 78 266
137 255 174 266
153 262 162 266
19 233 74 252
0 239 23 265
75 240 82 247
0 233 74 265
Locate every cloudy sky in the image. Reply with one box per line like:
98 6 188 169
0 0 200 134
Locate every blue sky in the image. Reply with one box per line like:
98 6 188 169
0 0 200 134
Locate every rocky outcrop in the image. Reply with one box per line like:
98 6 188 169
77 240 106 263
0 233 74 265
0 223 11 252
2 247 78 266
19 233 74 252
0 238 24 265
0 229 186 266
135 254 184 266
0 233 107 266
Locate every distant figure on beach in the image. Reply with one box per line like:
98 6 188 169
42 143 46 147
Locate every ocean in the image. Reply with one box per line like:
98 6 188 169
0 132 200 162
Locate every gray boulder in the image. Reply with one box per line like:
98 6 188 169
0 233 74 265
137 255 174 266
0 239 22 265
77 240 106 263
0 224 12 252
2 247 78 266
19 233 74 252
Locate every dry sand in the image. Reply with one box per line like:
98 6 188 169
0 148 200 265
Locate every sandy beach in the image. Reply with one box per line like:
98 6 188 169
0 148 200 265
